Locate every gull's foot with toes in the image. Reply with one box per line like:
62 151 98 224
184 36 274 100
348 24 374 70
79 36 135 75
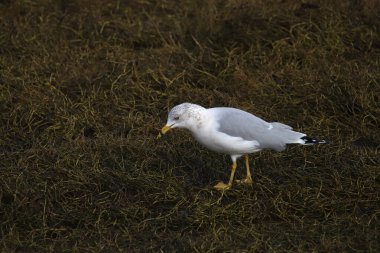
213 182 231 190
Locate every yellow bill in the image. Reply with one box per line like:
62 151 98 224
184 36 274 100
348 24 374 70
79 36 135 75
157 125 172 139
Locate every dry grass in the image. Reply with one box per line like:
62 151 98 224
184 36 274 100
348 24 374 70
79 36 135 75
0 0 379 252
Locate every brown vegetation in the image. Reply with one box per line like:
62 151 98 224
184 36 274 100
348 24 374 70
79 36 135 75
0 0 379 252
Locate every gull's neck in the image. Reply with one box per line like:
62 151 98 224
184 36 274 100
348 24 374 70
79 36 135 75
182 103 207 132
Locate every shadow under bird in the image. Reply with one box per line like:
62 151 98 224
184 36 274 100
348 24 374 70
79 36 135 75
158 103 327 190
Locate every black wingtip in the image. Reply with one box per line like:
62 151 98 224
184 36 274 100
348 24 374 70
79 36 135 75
301 136 328 145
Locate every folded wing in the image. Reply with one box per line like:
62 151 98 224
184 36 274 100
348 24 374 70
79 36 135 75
210 107 305 152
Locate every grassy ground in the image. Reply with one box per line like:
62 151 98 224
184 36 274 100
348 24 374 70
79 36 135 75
1 0 379 252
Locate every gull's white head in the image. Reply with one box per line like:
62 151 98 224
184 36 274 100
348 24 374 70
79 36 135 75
160 103 206 134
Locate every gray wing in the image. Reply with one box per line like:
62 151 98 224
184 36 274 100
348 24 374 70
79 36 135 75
209 107 304 151
210 107 270 139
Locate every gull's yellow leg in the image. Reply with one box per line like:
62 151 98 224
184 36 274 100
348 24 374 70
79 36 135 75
244 154 253 184
236 154 253 184
214 162 237 190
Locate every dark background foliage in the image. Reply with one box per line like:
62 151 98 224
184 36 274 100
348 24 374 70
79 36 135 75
0 0 379 252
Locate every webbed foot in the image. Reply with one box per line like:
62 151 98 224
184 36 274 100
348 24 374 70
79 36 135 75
213 182 231 190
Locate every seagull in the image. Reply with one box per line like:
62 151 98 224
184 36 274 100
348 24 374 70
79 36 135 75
159 103 326 190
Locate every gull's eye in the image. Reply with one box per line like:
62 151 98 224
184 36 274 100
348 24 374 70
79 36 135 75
174 116 180 120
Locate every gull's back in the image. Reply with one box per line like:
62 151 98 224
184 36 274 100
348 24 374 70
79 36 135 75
208 107 305 152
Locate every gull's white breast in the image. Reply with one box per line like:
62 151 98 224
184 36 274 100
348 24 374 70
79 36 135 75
190 111 260 155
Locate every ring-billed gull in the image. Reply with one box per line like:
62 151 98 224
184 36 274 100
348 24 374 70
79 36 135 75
159 103 326 190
